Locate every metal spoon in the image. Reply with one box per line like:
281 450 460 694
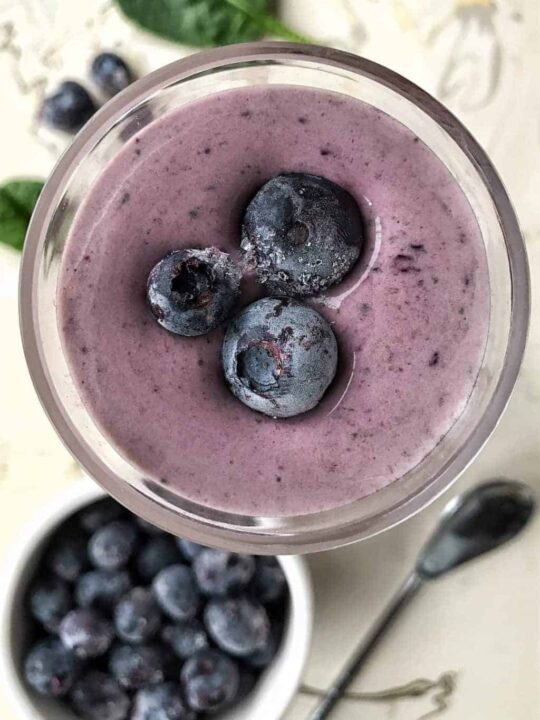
308 480 535 720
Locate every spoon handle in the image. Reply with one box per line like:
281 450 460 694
307 570 424 720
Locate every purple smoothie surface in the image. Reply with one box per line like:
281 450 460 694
58 86 490 516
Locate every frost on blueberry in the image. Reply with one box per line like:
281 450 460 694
75 569 132 612
59 608 114 658
114 587 161 643
70 671 130 720
222 297 338 418
181 648 239 713
152 564 200 621
132 682 195 720
24 638 76 697
109 644 169 690
161 620 209 659
47 532 88 582
29 576 71 632
241 172 363 296
88 519 137 571
204 596 270 657
146 248 241 337
193 549 255 596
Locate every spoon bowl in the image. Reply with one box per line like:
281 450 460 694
417 479 535 579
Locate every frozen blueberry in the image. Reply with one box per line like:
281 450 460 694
193 549 255 596
109 643 168 690
59 608 114 658
204 596 270 657
70 671 130 720
222 297 338 418
249 557 287 604
47 533 88 582
176 539 206 561
161 620 209 659
147 248 241 337
181 649 239 713
24 638 76 697
90 52 134 97
114 587 161 643
132 682 195 720
75 569 132 611
78 498 124 533
241 173 363 296
40 81 97 133
152 565 199 621
136 536 182 582
29 576 72 632
88 520 137 570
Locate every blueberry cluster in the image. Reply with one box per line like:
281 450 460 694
41 52 134 134
23 498 288 719
146 173 363 418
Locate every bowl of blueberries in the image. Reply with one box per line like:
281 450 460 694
0 481 312 719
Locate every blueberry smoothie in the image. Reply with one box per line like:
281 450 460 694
58 86 489 516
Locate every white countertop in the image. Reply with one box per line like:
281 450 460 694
0 1 538 718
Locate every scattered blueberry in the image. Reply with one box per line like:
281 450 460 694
40 81 97 133
114 587 161 643
146 248 241 337
59 608 114 658
136 536 181 582
70 671 130 720
204 596 270 657
222 297 338 418
24 638 76 697
241 173 363 296
47 533 88 582
90 52 134 97
78 498 124 533
132 682 195 720
249 557 287 604
109 643 168 690
29 576 71 632
181 649 239 713
75 569 132 611
193 549 255 596
161 620 209 659
176 539 205 561
88 520 137 570
152 565 199 621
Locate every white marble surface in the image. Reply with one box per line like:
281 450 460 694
0 1 538 718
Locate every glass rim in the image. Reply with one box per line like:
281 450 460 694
19 42 530 553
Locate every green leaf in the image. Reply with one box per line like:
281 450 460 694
0 179 44 252
115 0 312 47
115 0 269 47
225 0 311 43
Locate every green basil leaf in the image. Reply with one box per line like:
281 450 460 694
0 179 44 252
115 0 269 47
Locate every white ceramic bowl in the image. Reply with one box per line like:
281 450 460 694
0 480 313 720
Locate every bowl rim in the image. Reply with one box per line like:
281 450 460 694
19 41 530 553
0 478 313 720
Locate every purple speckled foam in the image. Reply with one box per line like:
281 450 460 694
58 86 489 517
